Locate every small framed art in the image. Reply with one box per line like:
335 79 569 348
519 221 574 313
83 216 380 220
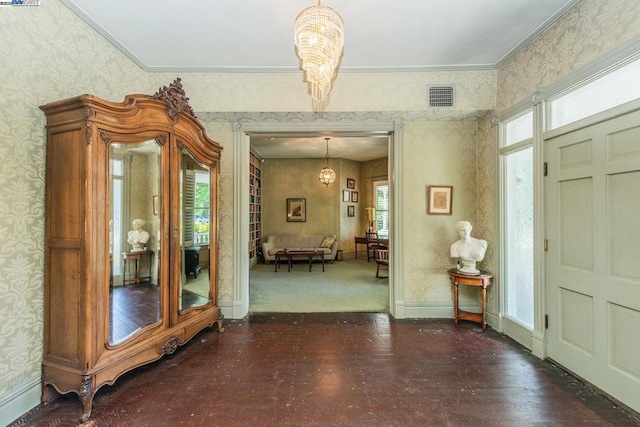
347 205 355 217
427 185 453 215
287 198 306 222
343 190 350 202
351 191 358 203
346 178 355 189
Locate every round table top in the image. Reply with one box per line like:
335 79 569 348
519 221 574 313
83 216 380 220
448 268 493 278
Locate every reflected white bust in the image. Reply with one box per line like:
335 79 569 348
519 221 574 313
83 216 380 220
450 220 487 275
127 218 150 252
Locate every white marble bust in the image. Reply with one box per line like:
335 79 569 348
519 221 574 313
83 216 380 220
127 218 150 252
450 220 487 275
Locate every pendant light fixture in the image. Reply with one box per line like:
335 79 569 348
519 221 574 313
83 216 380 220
294 0 344 112
318 137 336 187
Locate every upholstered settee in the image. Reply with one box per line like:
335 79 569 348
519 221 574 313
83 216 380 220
261 234 339 263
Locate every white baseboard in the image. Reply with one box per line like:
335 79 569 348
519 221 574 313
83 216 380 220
532 332 546 359
394 301 501 331
218 301 239 320
403 303 454 318
0 379 40 427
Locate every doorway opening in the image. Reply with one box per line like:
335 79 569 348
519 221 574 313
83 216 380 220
232 121 403 319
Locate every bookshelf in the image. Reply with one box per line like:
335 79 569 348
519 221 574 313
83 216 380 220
249 153 262 264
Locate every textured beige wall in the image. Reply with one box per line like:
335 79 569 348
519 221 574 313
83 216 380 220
401 121 479 304
338 159 362 254
148 70 496 114
200 122 234 302
476 112 498 313
262 158 340 238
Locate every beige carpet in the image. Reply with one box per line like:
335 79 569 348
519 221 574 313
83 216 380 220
249 256 389 313
182 269 210 297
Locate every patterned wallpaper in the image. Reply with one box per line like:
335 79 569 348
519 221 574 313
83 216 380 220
338 159 362 254
149 71 496 114
262 158 341 238
476 113 498 313
1 0 637 422
401 121 479 303
497 0 640 110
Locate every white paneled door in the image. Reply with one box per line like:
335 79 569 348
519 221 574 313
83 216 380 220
545 109 640 412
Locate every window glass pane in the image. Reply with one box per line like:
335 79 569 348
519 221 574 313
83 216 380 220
194 171 210 244
374 182 389 238
504 111 533 147
550 58 640 129
504 147 534 327
110 158 124 276
112 179 123 275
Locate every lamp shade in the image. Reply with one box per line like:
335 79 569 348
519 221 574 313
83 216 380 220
366 207 375 221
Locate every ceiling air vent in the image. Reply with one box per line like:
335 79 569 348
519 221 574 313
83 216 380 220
428 85 455 108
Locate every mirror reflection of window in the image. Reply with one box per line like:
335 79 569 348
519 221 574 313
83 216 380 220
194 171 210 245
110 156 127 279
180 150 211 312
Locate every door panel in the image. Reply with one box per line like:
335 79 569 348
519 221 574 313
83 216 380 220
546 109 640 412
559 177 593 270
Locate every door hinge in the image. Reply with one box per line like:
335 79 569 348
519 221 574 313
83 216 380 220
544 162 548 176
545 314 549 329
544 239 548 252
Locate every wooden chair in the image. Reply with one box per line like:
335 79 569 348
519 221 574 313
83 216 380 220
375 249 389 278
365 231 380 262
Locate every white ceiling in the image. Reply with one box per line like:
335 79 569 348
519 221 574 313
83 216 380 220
63 0 579 72
250 132 390 162
62 0 580 160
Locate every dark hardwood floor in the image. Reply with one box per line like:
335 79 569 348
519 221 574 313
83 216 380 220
12 313 639 426
109 282 160 344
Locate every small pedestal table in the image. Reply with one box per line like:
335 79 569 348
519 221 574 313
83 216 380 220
448 268 493 331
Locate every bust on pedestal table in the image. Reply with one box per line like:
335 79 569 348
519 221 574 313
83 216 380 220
127 218 150 252
450 220 487 275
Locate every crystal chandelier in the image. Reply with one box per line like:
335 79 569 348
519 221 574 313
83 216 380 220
318 137 336 187
294 0 344 112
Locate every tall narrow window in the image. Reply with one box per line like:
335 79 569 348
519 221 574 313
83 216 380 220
374 181 389 238
501 111 534 328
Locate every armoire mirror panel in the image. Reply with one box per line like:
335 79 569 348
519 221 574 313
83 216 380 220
180 148 212 311
108 139 162 346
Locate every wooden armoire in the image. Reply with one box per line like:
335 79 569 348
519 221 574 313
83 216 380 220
40 79 223 421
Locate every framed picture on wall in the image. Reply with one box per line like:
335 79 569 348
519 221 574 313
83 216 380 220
342 190 350 202
347 205 355 217
287 198 306 222
351 191 358 203
427 185 453 215
347 178 355 189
